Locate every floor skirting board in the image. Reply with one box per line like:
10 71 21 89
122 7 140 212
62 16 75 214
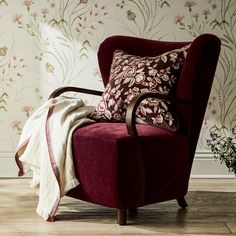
191 151 235 178
0 152 20 178
0 151 235 178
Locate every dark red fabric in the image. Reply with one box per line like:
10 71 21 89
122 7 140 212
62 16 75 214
67 122 189 209
97 34 221 169
176 34 221 166
67 34 221 211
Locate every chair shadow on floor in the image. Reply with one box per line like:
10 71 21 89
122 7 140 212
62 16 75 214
57 191 236 232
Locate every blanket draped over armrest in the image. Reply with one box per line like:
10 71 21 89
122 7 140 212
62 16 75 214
15 96 95 221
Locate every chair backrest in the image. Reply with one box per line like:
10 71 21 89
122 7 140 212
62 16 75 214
97 34 221 167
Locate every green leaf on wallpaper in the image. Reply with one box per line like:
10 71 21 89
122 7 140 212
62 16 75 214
56 40 72 49
79 47 88 52
0 92 8 112
79 53 89 60
0 106 7 111
220 37 233 51
0 92 8 100
56 36 71 49
187 24 193 29
0 100 7 105
0 0 8 6
49 18 68 27
160 1 170 8
210 20 229 30
27 29 35 36
223 34 235 46
78 40 91 59
59 42 72 49
221 37 229 44
49 19 58 27
210 20 220 29
191 31 196 37
221 43 233 51
82 40 90 47
56 36 70 43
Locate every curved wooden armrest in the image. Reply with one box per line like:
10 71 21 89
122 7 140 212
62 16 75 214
49 86 103 99
125 92 191 138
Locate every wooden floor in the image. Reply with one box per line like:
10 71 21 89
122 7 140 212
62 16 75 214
0 179 236 236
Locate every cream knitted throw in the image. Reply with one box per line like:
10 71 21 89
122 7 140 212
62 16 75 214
15 96 95 221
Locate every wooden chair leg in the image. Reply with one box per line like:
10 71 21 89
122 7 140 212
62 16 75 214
177 197 188 209
117 209 127 225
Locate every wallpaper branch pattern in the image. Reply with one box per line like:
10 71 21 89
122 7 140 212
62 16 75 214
173 0 236 147
0 0 235 153
115 0 171 38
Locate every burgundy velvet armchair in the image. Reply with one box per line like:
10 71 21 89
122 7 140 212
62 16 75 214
50 34 221 225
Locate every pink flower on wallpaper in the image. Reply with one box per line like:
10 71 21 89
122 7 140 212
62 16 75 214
23 0 34 11
184 0 196 12
31 12 37 20
12 14 23 24
174 15 185 26
41 8 49 18
192 13 199 22
202 9 210 19
11 120 22 130
21 105 33 117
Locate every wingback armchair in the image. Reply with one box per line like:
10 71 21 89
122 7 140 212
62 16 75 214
49 34 221 225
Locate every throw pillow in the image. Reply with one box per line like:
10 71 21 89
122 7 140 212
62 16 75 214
90 44 190 131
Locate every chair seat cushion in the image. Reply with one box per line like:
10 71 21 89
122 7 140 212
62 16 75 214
67 122 190 209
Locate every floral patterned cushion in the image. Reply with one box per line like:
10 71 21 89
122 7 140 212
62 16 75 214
90 44 190 131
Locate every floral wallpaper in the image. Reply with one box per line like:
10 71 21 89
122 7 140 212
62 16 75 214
0 0 235 154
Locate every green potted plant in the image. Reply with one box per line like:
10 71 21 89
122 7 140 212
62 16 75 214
207 126 236 175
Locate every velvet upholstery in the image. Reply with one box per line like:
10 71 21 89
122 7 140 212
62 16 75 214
66 34 221 221
96 33 220 168
68 123 189 209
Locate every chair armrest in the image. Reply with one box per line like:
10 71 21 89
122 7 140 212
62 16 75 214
125 92 191 138
49 86 103 99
